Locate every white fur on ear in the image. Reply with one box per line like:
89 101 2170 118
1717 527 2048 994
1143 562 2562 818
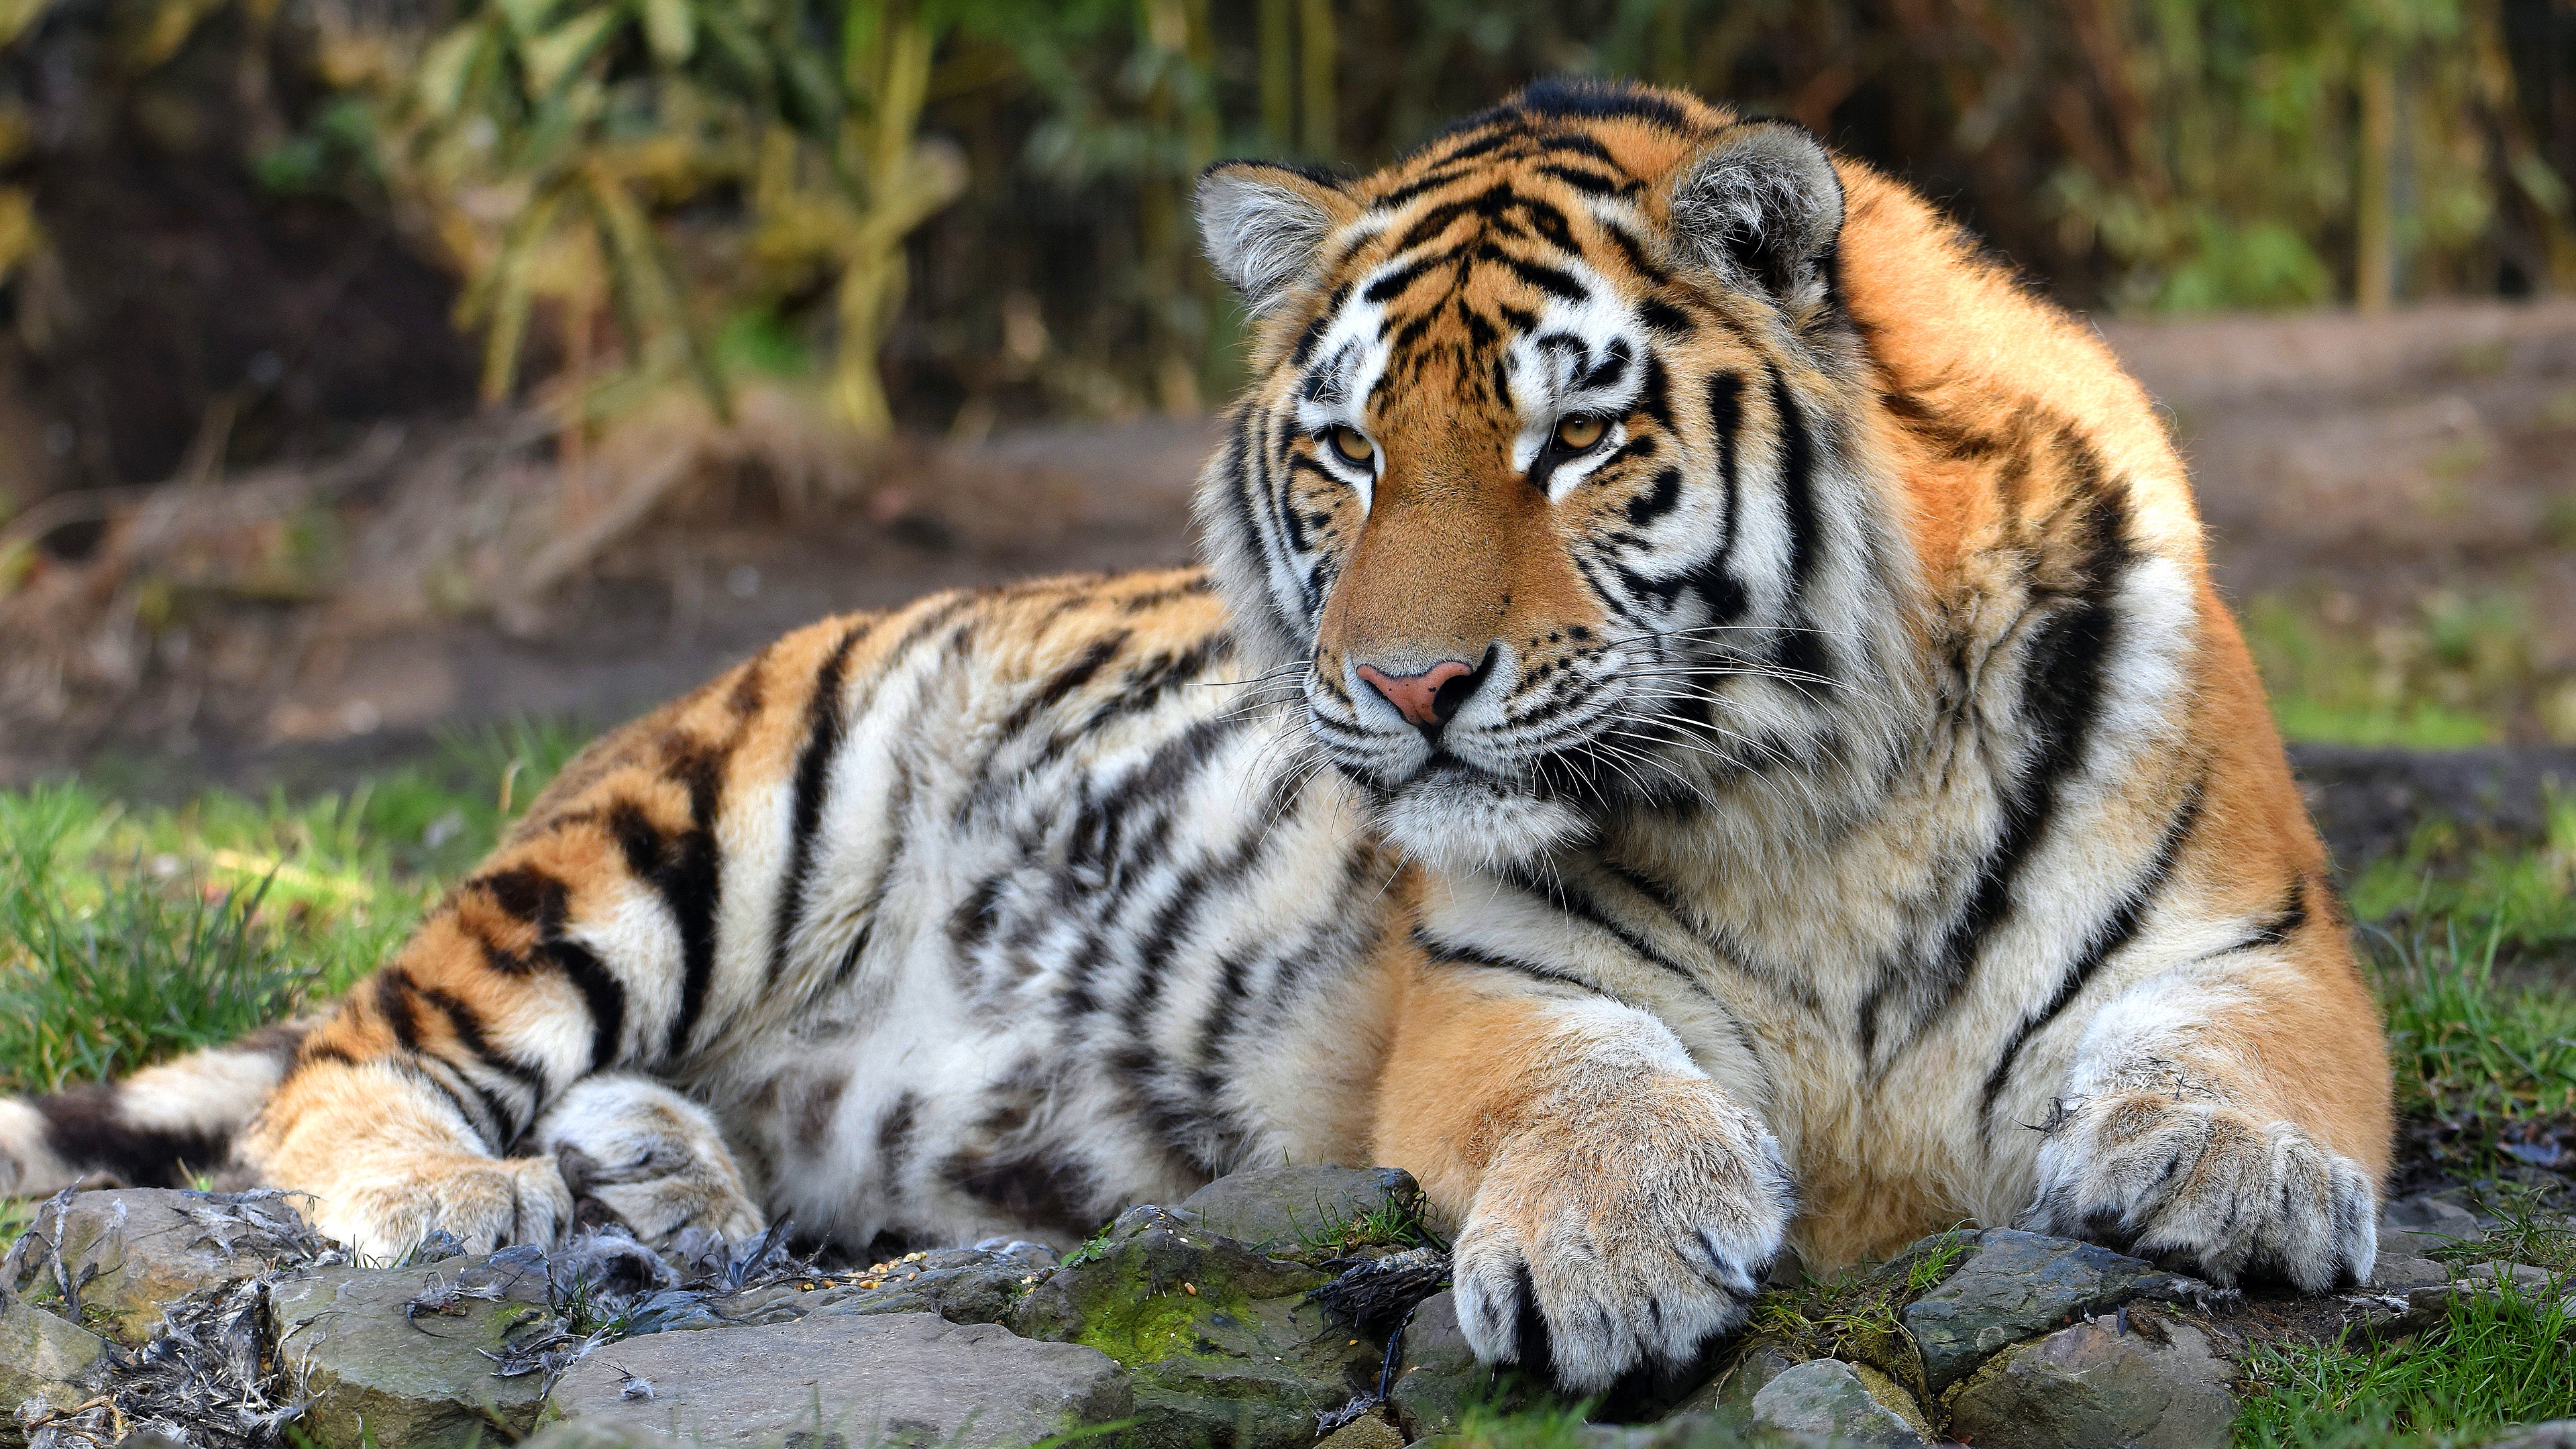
1668 121 1845 304
1197 164 1344 316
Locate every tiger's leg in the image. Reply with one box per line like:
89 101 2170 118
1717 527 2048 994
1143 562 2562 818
231 611 891 1260
540 1075 763 1243
1374 958 1789 1393
2017 937 2390 1291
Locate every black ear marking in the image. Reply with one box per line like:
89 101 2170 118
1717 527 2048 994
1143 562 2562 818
1666 120 1845 308
1196 161 1353 316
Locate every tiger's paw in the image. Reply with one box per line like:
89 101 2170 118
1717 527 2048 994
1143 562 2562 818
314 1152 574 1261
1451 1075 1791 1393
2021 1092 2377 1291
538 1075 765 1246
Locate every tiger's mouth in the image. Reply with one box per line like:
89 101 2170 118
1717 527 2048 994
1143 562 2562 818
1356 755 1592 873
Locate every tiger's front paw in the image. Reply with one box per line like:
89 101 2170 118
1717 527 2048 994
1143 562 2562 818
315 1152 574 1261
539 1075 765 1246
1451 1075 1791 1393
2022 1092 2376 1291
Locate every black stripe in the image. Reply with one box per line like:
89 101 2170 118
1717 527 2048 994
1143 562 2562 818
36 1084 227 1187
1978 778 2206 1128
1412 929 1612 999
376 970 424 1052
548 937 627 1071
767 621 870 985
1483 246 1587 301
1768 367 1822 604
1860 421 2135 1057
1680 371 1748 625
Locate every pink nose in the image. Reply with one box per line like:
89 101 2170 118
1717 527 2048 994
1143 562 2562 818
1356 659 1477 729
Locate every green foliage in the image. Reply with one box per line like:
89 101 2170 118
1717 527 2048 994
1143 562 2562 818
2353 794 2576 959
0 720 586 1094
1454 1397 1597 1449
2234 1273 2576 1448
2373 914 2576 1169
2243 591 2576 750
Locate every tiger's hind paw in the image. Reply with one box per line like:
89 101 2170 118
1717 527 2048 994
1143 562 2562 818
1450 1075 1790 1393
2022 1092 2377 1291
539 1075 765 1246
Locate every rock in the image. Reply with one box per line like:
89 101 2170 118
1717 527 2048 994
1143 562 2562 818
2379 1194 2484 1256
1582 1411 1843 1449
2365 1254 2453 1292
1382 1289 1569 1440
1178 1166 1424 1254
270 1253 556 1448
1944 1317 2237 1449
0 1292 112 1411
1899 1230 2173 1393
716 1241 1059 1328
1313 1411 1409 1449
1008 1205 1378 1449
0 1189 328 1344
1748 1358 1931 1446
1669 1341 1800 1419
544 1311 1129 1449
2483 1422 2576 1449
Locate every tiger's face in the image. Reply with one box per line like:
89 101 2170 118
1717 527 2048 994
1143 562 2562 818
1197 83 1898 871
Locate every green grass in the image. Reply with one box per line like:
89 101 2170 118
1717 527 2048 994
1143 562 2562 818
2243 590 2575 749
2235 1273 2576 1449
0 720 586 1094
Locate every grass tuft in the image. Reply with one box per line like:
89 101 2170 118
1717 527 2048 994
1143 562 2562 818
0 721 584 1095
2234 1273 2576 1448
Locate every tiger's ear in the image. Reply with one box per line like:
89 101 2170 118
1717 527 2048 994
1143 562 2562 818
1666 120 1845 308
1197 161 1353 317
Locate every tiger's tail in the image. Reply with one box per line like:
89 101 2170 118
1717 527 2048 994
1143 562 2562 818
0 1021 312 1194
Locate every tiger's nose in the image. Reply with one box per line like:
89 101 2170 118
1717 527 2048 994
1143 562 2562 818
1356 659 1480 731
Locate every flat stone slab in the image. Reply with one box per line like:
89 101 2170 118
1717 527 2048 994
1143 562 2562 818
1899 1229 2173 1391
1750 1358 1929 1446
716 1241 1058 1328
3 1189 327 1343
1944 1317 2236 1449
271 1254 555 1448
0 1293 112 1410
1178 1165 1421 1253
546 1312 1130 1449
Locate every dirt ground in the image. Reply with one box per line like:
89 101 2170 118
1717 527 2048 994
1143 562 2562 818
9 299 2575 811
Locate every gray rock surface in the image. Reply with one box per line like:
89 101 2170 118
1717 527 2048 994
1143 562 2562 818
1007 1205 1375 1449
1749 1358 1929 1446
1900 1229 2172 1391
1944 1317 2237 1449
270 1254 555 1448
1386 1289 1481 1438
0 1291 112 1410
1178 1166 1422 1253
1 1189 327 1343
2379 1194 2484 1256
545 1311 1130 1449
2483 1421 2576 1449
716 1241 1058 1327
2366 1254 2453 1292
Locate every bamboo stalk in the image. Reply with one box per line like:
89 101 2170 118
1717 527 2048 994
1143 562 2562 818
1298 0 1333 160
2356 48 2397 314
1260 0 1293 148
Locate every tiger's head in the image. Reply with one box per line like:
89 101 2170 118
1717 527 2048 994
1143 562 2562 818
1195 80 1917 873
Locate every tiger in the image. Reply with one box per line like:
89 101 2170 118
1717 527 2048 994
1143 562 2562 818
0 78 2390 1393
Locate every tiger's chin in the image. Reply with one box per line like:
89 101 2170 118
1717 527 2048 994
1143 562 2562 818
1371 767 1589 874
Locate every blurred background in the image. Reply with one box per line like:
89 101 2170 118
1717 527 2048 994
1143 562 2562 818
0 0 2569 814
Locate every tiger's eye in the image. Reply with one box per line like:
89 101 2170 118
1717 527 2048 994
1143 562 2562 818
1553 415 1607 451
1329 425 1374 465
